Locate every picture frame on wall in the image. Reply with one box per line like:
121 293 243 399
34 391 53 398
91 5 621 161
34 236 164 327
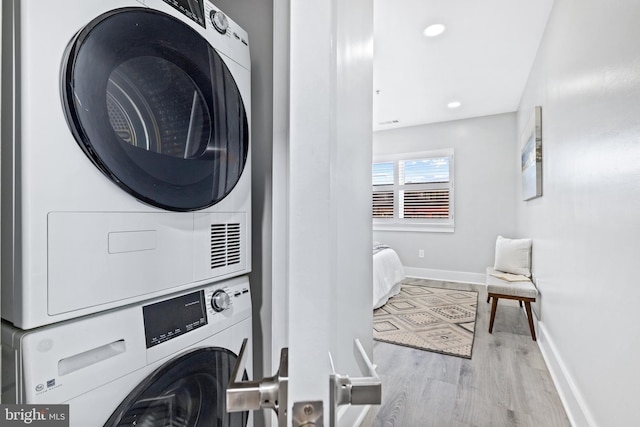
521 106 542 201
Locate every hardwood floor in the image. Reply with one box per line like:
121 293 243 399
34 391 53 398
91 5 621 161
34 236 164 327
362 278 570 427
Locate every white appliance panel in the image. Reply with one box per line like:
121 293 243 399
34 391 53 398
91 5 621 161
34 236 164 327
47 212 194 315
2 0 252 328
2 276 252 427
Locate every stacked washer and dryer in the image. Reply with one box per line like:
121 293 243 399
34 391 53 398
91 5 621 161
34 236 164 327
1 0 253 425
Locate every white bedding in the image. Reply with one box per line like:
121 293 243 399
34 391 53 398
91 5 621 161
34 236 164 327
373 245 405 309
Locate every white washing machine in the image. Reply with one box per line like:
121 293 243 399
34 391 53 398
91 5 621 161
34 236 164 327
1 0 252 329
2 275 253 427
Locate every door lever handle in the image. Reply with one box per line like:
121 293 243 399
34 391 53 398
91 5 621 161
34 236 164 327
227 338 289 427
329 339 382 426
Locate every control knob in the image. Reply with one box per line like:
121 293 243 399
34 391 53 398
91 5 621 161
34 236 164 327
211 10 229 34
211 289 231 312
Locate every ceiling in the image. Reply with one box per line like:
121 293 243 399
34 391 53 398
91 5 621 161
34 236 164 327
373 0 556 131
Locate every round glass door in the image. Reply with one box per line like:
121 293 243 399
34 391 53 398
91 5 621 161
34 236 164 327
105 348 248 427
62 8 249 211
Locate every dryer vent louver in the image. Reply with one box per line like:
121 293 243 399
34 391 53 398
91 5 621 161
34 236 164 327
210 223 242 269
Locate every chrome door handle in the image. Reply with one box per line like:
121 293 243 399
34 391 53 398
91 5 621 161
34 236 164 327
227 338 289 427
329 339 382 426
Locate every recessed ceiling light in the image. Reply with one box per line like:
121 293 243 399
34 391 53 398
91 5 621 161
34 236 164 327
424 24 446 37
447 101 462 109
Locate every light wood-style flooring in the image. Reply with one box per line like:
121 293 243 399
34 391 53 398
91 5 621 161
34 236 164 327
362 278 570 427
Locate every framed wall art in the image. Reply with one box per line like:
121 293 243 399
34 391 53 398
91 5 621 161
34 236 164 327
521 106 542 201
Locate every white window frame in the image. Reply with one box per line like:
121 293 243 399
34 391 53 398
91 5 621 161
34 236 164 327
372 149 455 233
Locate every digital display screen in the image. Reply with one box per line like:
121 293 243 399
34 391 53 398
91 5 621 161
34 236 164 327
143 290 208 348
161 0 206 28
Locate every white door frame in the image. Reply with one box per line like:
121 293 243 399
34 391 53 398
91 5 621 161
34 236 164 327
271 0 374 424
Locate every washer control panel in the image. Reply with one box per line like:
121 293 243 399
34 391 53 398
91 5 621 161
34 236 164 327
143 290 208 348
204 282 250 316
142 278 250 350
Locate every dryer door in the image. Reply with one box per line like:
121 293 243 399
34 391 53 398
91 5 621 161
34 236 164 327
105 348 249 427
62 8 249 211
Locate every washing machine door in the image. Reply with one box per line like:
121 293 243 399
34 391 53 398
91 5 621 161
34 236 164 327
105 348 248 427
62 8 249 211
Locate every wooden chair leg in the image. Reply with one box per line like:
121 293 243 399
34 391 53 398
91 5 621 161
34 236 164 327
524 301 537 341
488 296 499 334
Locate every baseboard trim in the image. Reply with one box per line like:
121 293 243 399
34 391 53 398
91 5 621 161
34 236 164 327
534 315 597 427
404 267 485 285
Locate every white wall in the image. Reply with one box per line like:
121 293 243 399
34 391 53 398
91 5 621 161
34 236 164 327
373 113 517 282
516 0 640 425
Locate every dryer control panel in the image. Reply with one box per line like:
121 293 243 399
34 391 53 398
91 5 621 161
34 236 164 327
162 0 206 27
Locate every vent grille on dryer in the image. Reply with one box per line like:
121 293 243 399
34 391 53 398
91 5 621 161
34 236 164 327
227 223 241 265
210 223 242 269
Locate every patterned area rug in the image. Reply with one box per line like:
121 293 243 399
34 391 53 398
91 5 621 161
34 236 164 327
373 284 478 359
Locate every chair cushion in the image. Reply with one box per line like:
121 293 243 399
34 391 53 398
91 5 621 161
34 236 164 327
486 267 537 299
494 235 532 277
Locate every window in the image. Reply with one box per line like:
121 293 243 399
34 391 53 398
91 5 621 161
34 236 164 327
372 149 454 232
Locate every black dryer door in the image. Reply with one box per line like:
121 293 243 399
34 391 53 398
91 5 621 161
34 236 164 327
104 347 249 427
62 8 249 211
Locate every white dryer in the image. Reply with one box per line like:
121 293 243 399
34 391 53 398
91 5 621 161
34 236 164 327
1 0 252 329
2 275 253 427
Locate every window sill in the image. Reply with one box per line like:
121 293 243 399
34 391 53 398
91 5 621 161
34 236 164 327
373 224 455 233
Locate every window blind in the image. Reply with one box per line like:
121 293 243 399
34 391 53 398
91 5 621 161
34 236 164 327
400 189 449 218
372 191 394 218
